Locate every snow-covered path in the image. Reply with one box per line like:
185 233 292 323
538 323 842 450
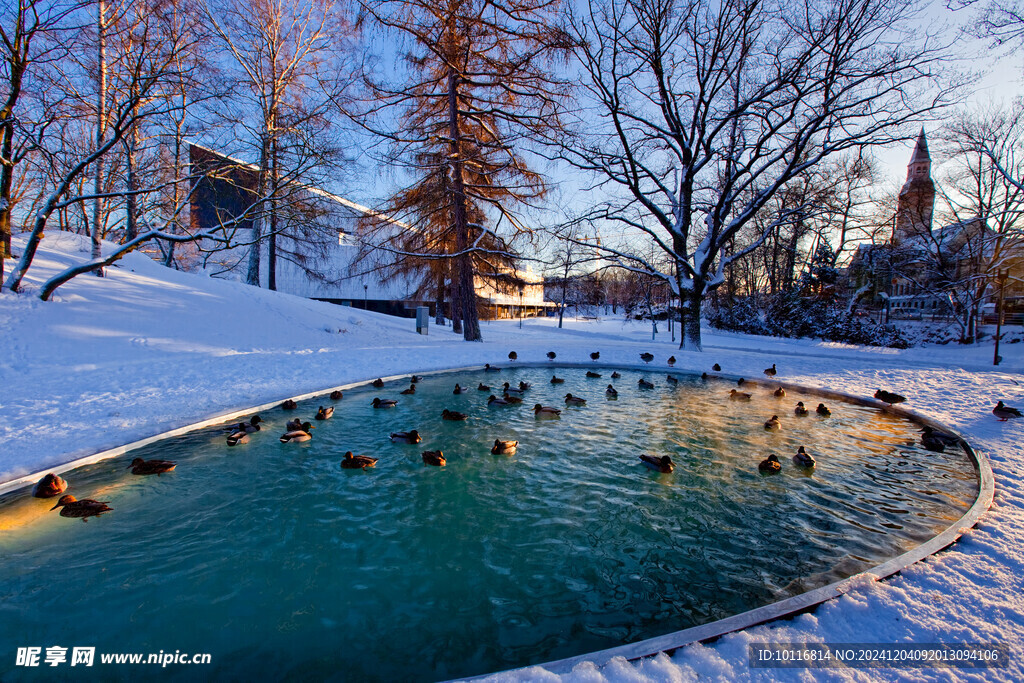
2 234 1023 681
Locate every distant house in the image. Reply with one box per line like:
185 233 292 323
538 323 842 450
189 143 548 319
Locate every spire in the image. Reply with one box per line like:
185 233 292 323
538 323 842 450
909 128 929 163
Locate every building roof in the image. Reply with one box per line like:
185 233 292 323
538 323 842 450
909 128 929 164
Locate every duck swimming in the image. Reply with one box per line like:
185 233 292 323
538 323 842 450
487 395 510 406
315 406 334 420
409 375 424 383
586 371 602 378
606 384 618 397
286 418 303 431
453 383 469 394
484 364 501 372
226 427 251 446
534 404 562 418
491 439 518 455
773 387 786 398
638 378 655 389
564 393 587 406
281 399 297 410
442 409 468 421
478 382 491 391
758 454 782 474
50 495 112 521
666 374 679 384
502 382 524 395
32 473 68 498
280 422 314 443
371 378 385 388
763 415 781 431
922 425 960 448
341 451 378 469
228 415 262 433
729 389 752 401
390 430 422 444
330 390 343 400
921 429 946 452
993 401 1023 421
129 458 176 475
611 371 621 379
400 384 416 395
502 393 524 404
816 403 831 417
638 454 674 473
792 446 815 468
372 397 398 408
794 401 809 416
550 376 565 384
421 450 446 466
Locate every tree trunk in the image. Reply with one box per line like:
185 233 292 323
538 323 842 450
0 42 25 281
92 0 107 275
447 70 481 341
434 270 445 325
679 283 703 351
246 135 270 286
268 137 278 290
125 104 140 243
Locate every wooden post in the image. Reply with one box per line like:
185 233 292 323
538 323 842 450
994 269 1008 366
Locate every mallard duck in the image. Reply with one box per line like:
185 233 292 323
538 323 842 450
638 378 655 389
315 406 334 420
586 370 602 378
442 409 468 421
611 371 621 379
371 378 385 388
453 383 469 394
606 384 618 397
534 403 561 417
50 495 112 521
730 389 752 401
590 351 600 361
922 425 960 447
550 376 565 384
477 382 491 391
372 397 397 409
792 446 815 468
129 458 176 475
700 372 708 380
816 403 832 417
737 378 746 387
281 399 297 410
794 401 809 416
330 390 343 400
508 351 518 362
32 473 68 498
491 439 518 455
666 374 679 384
410 375 424 383
764 363 777 378
502 382 524 394
502 393 524 404
712 363 721 372
236 415 262 432
390 430 422 444
400 384 416 395
484 364 501 372
280 422 314 443
640 352 654 363
564 393 587 406
668 356 676 367
921 430 945 452
487 394 510 406
764 415 781 431
874 389 906 405
639 454 674 473
421 450 446 466
286 417 303 431
758 454 782 474
518 381 531 391
340 451 377 469
993 401 1022 421
773 387 786 398
226 428 250 446
547 351 557 361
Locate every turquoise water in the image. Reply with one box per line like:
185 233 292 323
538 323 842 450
0 368 977 681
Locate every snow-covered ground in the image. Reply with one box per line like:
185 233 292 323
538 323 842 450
2 233 1023 681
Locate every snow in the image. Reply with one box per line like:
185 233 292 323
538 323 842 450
3 233 1024 681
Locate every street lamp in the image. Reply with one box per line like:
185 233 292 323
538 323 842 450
519 285 525 329
363 283 368 310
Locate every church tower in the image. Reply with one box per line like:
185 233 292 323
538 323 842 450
894 128 934 241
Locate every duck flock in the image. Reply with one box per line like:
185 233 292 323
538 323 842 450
25 351 1020 522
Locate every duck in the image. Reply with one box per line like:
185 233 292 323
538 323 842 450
586 370 602 378
409 375 424 383
281 399 298 410
611 371 621 379
590 351 600 361
874 389 906 405
488 395 511 406
638 378 655 389
550 376 565 384
606 384 619 398
792 446 815 468
502 382 524 395
421 450 446 466
640 352 654 363
226 427 251 446
639 454 674 473
816 403 832 417
764 415 781 431
442 409 468 421
666 374 679 384
922 425 960 447
484 363 501 372
508 351 518 362
547 351 557 361
758 454 782 474
700 372 708 380
390 430 422 444
372 397 398 408
477 382 491 391
129 458 176 475
794 401 809 416
993 400 1023 421
564 393 587 406
32 473 68 498
400 384 416 395
502 393 524 404
231 415 262 433
315 406 334 420
668 356 676 367
921 430 946 452
50 495 112 521
730 389 752 401
773 387 786 398
453 383 469 394
330 390 343 400
491 439 518 455
518 381 531 391
340 451 378 469
712 363 721 372
371 378 385 388
737 378 746 387
534 403 562 417
286 418 304 431
280 422 314 443
764 363 777 378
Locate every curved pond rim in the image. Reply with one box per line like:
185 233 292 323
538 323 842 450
0 363 995 681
